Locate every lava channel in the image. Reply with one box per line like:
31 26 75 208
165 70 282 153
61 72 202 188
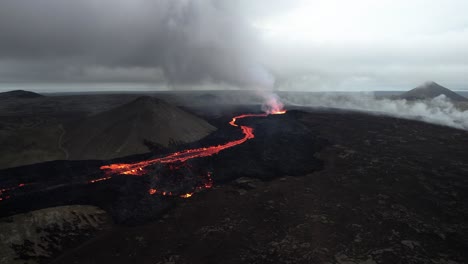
96 110 286 196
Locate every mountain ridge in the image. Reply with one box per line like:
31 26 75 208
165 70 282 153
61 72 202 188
0 90 44 99
399 81 467 101
63 96 217 160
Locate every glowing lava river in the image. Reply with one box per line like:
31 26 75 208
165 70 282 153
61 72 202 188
0 110 286 202
98 110 286 197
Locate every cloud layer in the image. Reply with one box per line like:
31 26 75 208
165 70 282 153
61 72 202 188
0 0 467 91
0 0 272 88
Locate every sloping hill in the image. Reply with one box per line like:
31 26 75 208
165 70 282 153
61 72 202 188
63 96 217 160
399 81 467 101
0 90 43 99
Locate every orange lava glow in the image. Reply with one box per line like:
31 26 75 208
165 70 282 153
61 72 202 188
179 193 193 198
271 110 287 115
97 109 286 197
88 176 112 184
100 113 274 175
0 109 287 203
149 188 193 199
0 183 27 201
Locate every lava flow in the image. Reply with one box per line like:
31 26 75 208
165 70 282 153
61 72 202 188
101 111 285 176
97 109 286 197
0 109 285 203
0 183 27 201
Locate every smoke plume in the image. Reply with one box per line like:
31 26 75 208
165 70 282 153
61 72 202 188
281 92 468 130
0 1 266 84
0 0 282 110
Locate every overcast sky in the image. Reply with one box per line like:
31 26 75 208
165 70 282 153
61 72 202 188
0 0 467 92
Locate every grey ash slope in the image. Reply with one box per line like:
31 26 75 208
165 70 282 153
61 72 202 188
63 96 216 160
399 81 467 101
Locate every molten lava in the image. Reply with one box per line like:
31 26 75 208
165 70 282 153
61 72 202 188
88 176 112 184
148 188 193 199
95 110 286 197
0 109 286 203
0 183 27 201
100 112 284 176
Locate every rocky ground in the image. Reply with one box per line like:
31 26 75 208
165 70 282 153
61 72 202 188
1 107 468 264
0 205 110 264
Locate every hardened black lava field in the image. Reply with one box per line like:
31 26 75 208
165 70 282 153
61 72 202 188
1 99 468 263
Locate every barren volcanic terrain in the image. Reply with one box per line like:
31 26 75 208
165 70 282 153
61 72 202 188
0 94 467 264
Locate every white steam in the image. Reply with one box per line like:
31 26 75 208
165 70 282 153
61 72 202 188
260 92 285 114
281 92 468 130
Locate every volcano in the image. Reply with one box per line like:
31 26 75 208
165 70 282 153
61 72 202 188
0 90 43 99
399 81 467 101
63 96 217 160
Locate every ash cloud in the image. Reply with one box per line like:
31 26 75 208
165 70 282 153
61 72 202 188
0 0 272 88
1 0 468 93
281 92 468 130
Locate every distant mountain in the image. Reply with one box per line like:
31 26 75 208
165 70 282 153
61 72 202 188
0 89 43 99
399 81 467 101
63 96 217 160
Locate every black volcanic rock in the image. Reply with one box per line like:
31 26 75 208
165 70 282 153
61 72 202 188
2 106 468 263
63 96 217 160
399 81 467 101
0 90 43 99
33 108 468 264
0 205 111 264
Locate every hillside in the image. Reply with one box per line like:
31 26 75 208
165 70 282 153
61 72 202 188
63 96 217 160
0 90 43 99
0 205 110 264
399 81 467 101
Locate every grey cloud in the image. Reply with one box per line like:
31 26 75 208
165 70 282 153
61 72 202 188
1 0 467 92
0 0 271 87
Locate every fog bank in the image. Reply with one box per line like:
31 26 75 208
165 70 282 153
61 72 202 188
281 93 468 130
